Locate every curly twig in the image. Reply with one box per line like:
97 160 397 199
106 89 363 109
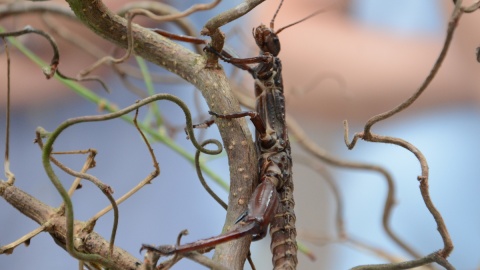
39 93 221 267
90 106 161 221
355 1 464 136
35 130 118 258
343 1 465 263
195 139 228 210
290 115 422 260
0 26 111 92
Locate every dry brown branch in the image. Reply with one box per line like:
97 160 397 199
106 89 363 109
201 0 265 36
0 181 141 269
346 237 407 265
341 1 470 268
353 1 464 136
351 251 455 270
34 133 119 250
344 0 464 257
0 26 111 91
2 36 14 185
291 114 421 258
199 0 267 67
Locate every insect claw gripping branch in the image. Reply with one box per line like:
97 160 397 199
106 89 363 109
146 1 329 269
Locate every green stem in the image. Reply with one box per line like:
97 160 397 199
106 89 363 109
41 94 221 266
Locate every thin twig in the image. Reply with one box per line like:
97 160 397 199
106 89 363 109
344 1 465 262
200 0 267 66
0 224 47 254
141 244 230 270
34 137 97 198
289 115 420 259
194 140 259 269
346 236 413 265
78 12 135 77
0 26 111 92
64 151 95 196
128 0 220 23
40 14 106 59
201 0 265 36
357 0 464 136
117 1 204 53
2 37 14 184
35 130 119 258
81 0 221 76
195 139 228 210
183 251 230 270
39 94 221 267
91 106 161 220
38 94 222 266
351 251 455 270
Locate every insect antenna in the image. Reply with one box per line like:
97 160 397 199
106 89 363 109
275 3 334 35
270 0 285 30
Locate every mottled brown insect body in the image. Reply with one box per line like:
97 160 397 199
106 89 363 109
252 26 297 269
145 1 305 269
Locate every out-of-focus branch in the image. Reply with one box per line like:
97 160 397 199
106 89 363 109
341 1 471 269
343 1 465 264
351 251 455 270
0 2 76 20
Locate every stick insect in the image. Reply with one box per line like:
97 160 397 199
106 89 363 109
145 1 330 269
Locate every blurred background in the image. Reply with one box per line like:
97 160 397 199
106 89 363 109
1 0 479 269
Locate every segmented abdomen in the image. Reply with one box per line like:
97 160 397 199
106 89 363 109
269 148 296 270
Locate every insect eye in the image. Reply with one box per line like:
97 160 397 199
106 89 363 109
266 35 281 56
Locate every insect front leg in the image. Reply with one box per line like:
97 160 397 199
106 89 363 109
203 45 272 76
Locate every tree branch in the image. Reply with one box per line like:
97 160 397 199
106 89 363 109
0 181 140 269
64 0 258 268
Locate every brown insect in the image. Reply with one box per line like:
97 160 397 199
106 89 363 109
145 1 329 269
